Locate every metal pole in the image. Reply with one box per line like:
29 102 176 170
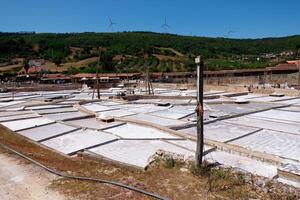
195 56 204 169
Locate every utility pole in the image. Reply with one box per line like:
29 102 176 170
51 48 56 72
96 47 101 99
92 47 101 100
145 67 153 95
195 56 204 169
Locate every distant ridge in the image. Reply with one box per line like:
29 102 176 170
0 31 299 73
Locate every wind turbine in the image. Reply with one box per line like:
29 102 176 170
224 30 236 38
161 17 170 33
108 17 117 31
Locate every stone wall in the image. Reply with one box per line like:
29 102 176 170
204 73 299 85
152 73 298 86
161 73 299 86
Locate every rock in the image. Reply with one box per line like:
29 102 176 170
255 179 265 187
244 174 252 184
180 168 188 173
262 188 268 193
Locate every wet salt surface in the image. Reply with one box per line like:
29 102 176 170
41 129 118 155
0 89 300 186
18 123 78 141
229 129 300 161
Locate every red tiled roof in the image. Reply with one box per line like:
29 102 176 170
286 60 300 64
41 74 71 80
42 73 65 78
204 68 266 75
275 63 297 68
71 73 140 79
72 73 96 78
18 66 44 74
164 72 194 76
150 72 163 77
267 65 299 71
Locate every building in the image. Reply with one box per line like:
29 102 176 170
40 74 71 84
71 73 140 84
18 59 48 75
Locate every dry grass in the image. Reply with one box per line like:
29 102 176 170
153 54 184 61
0 57 98 73
156 47 185 57
62 57 98 69
0 64 22 72
43 57 97 72
0 125 293 200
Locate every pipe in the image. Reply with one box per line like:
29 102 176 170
0 143 168 200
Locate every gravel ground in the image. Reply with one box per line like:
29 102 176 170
0 152 68 200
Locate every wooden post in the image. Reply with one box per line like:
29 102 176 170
96 47 101 99
298 61 300 90
195 56 204 169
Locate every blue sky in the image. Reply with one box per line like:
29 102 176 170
0 0 299 38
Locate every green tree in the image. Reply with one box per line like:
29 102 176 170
66 66 80 75
23 59 30 74
296 44 300 57
100 50 115 72
54 58 62 72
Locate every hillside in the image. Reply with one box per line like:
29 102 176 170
0 32 300 74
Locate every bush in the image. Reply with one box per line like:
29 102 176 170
164 157 175 169
208 169 245 192
189 162 209 176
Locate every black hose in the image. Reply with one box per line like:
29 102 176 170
0 143 168 200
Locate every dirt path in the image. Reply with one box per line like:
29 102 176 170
0 152 67 200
